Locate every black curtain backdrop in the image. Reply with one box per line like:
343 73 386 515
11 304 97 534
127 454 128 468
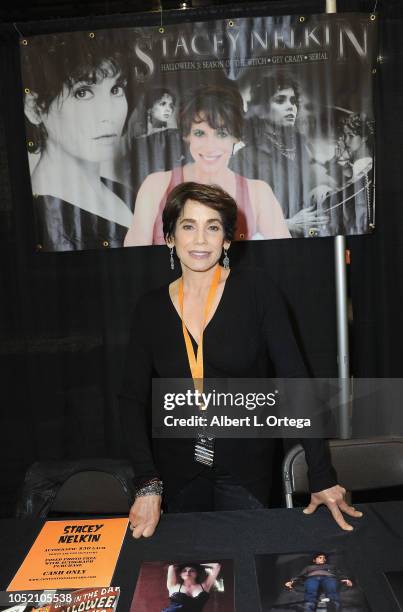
0 0 401 518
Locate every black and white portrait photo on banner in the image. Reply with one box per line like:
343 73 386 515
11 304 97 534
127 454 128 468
20 12 377 251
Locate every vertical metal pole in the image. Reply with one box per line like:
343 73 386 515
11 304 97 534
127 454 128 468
334 237 351 438
326 0 351 438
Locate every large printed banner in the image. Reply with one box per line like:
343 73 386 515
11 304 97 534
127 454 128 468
20 13 377 251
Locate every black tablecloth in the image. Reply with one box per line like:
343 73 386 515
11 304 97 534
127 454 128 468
1 502 403 612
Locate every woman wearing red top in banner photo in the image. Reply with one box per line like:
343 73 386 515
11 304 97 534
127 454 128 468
123 84 290 247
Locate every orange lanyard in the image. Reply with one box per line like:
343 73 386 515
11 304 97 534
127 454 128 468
178 265 221 387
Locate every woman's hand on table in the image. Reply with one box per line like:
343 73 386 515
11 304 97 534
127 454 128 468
129 494 162 539
303 484 363 531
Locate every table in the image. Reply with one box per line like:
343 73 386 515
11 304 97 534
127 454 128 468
1 502 403 611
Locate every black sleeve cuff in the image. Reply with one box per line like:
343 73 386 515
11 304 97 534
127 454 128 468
300 438 338 493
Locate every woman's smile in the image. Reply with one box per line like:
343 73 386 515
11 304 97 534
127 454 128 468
188 250 212 259
188 120 236 174
199 152 223 162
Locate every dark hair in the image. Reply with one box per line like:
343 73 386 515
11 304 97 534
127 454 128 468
312 552 328 563
341 112 374 141
250 71 301 109
22 31 133 152
177 563 208 585
179 85 244 141
144 86 176 112
162 182 237 241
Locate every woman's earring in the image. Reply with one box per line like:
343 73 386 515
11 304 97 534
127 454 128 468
169 246 175 270
223 248 230 270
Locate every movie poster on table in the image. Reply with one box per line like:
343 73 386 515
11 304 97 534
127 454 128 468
20 13 377 252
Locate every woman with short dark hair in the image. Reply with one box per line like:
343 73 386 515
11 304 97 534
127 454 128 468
124 84 290 246
119 181 362 536
144 87 176 135
162 181 237 243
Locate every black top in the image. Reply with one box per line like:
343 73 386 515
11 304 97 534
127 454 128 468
163 584 209 612
33 178 133 252
119 267 337 505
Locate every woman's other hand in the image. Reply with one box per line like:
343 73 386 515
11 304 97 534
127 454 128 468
303 485 363 531
129 494 162 538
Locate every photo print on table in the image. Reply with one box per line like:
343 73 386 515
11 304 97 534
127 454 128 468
255 550 370 611
130 559 234 612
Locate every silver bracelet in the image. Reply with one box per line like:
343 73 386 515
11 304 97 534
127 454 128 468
135 480 163 497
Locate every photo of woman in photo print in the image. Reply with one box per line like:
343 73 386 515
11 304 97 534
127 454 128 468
21 31 135 251
129 560 234 612
162 562 221 612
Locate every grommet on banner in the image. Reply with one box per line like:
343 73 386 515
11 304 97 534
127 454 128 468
102 240 109 248
370 14 376 21
28 141 34 148
239 233 245 239
21 39 28 45
299 16 305 23
309 228 318 237
158 1 164 34
89 32 95 38
228 20 234 27
36 244 43 251
24 88 30 94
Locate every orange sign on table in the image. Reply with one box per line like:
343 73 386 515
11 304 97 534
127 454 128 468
7 518 128 591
